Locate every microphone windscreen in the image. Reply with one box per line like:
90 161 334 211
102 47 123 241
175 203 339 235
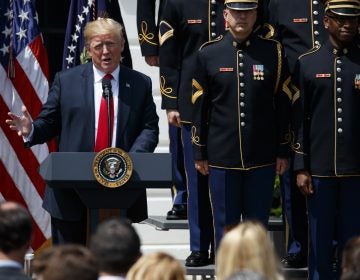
102 78 112 90
102 78 112 98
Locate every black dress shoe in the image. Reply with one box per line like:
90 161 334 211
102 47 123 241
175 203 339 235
281 253 307 268
166 204 187 220
185 251 209 267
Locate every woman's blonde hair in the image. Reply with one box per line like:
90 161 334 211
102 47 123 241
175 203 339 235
127 251 185 280
216 220 283 280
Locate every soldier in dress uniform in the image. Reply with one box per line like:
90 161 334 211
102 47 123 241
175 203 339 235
265 0 327 268
191 0 292 250
292 1 360 278
136 0 188 221
159 0 227 266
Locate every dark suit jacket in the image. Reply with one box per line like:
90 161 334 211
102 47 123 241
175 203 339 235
29 63 159 221
0 267 31 280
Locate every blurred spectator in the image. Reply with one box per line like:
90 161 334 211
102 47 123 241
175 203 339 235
126 251 185 280
341 236 360 280
216 221 283 280
90 219 141 279
0 201 32 279
32 244 98 280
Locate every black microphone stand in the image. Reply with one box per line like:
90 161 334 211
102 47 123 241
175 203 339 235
102 79 113 148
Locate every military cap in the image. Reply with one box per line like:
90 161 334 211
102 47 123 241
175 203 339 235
323 0 360 16
224 0 258 10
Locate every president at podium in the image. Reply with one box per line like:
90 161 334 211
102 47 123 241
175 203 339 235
6 18 159 245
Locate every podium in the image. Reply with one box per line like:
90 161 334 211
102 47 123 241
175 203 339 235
40 152 172 206
39 152 173 233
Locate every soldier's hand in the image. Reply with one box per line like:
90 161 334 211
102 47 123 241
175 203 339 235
166 109 181 127
6 105 32 137
195 160 209 176
296 170 313 196
145 56 159 66
276 157 288 175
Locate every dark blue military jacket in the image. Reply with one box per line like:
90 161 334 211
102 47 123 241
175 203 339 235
192 32 292 169
292 40 360 176
159 0 226 122
136 0 165 57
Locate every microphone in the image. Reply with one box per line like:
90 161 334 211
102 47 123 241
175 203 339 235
102 78 112 98
101 77 113 147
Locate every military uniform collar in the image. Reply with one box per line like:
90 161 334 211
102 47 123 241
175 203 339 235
226 32 253 49
324 39 357 56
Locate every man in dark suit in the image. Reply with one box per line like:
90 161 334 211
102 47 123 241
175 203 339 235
0 201 33 280
6 18 159 245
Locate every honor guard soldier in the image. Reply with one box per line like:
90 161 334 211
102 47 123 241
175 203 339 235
292 0 360 279
137 0 188 221
191 0 292 250
265 0 327 268
159 0 227 266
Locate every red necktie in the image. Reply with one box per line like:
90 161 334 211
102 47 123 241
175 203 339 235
94 74 114 152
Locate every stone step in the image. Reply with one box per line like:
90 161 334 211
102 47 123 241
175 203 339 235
144 215 283 231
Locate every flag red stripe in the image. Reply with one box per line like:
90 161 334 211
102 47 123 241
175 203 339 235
28 36 50 80
13 38 57 153
0 1 51 252
10 60 43 121
0 99 46 197
0 161 46 249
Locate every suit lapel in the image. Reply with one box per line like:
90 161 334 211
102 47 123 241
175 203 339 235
82 63 96 149
117 66 131 139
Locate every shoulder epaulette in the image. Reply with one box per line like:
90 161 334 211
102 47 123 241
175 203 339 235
199 35 223 50
258 36 281 46
255 23 275 39
298 44 321 60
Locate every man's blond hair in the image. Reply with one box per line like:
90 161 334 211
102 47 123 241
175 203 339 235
84 17 124 47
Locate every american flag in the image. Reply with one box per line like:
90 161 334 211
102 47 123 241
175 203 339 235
62 0 132 70
0 0 54 251
62 0 105 69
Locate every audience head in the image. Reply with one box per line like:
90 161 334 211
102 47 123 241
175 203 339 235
32 244 98 280
0 201 32 260
126 251 185 280
341 236 360 280
90 218 141 276
216 220 283 280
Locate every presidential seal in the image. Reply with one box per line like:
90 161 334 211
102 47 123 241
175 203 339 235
93 148 133 188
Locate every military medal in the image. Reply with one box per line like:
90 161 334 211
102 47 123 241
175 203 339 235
253 65 264 80
355 74 360 90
